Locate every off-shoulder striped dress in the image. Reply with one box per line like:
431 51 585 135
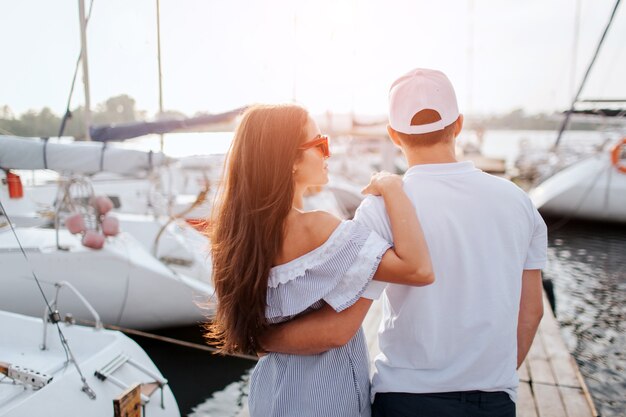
248 220 391 417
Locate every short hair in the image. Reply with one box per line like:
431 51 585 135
394 110 457 148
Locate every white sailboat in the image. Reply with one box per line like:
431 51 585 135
0 136 215 329
0 309 180 417
518 0 626 223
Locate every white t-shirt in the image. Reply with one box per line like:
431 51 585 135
355 161 547 402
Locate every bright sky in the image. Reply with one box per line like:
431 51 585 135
1 0 625 118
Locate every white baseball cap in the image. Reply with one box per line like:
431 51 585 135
388 68 459 135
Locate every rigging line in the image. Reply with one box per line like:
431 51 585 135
0 197 96 398
57 0 96 138
570 0 582 99
0 199 57 322
75 318 259 362
554 0 622 149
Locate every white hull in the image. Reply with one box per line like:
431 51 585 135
0 310 180 417
530 153 626 223
0 227 213 329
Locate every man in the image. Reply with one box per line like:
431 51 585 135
261 68 546 417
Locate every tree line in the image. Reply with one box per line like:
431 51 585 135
0 95 184 140
0 96 603 139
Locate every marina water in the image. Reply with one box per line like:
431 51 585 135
546 219 626 417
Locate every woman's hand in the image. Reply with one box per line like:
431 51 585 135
361 171 403 196
364 171 435 287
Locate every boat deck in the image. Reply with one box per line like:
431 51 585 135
362 294 598 417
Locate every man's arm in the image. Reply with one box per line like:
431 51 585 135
259 298 373 355
517 269 544 368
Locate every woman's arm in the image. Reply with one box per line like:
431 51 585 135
363 172 434 286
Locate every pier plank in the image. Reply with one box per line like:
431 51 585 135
560 386 597 417
533 383 568 417
527 332 557 385
538 296 582 389
518 359 530 382
550 354 583 389
517 382 539 417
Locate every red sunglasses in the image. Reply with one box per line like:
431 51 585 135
299 134 331 158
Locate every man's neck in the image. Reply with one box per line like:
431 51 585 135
403 145 458 167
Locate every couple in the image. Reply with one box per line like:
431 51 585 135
207 68 547 417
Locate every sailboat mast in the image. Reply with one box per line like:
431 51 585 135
78 0 92 141
156 0 165 151
554 0 621 149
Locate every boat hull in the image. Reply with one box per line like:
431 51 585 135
0 228 213 329
530 154 626 223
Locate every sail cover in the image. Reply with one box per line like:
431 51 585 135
0 136 169 175
90 107 246 142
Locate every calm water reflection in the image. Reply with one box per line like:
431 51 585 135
544 218 626 417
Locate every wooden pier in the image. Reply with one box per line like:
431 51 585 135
362 294 598 417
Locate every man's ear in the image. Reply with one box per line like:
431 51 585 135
387 124 402 147
453 114 464 138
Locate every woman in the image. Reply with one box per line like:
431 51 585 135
206 104 433 417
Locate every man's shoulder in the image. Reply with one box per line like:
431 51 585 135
354 195 392 234
478 171 531 199
359 194 386 209
355 195 387 218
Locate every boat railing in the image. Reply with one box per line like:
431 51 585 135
95 353 169 409
53 175 98 250
41 280 103 350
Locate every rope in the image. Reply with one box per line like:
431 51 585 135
75 318 258 362
152 183 210 256
173 183 210 219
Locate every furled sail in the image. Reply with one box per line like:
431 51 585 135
0 136 170 175
89 107 246 142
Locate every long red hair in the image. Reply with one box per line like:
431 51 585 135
206 104 309 354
